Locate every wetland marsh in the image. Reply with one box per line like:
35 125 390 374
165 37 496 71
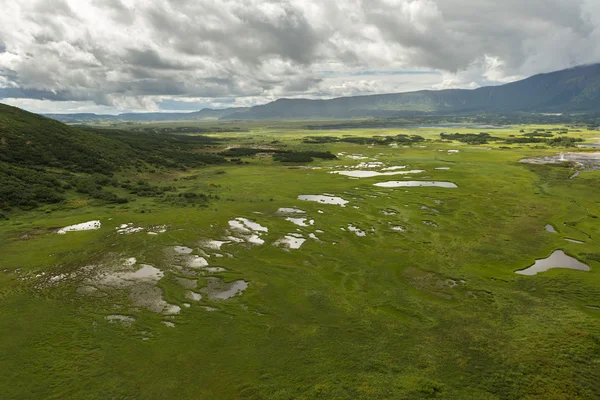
1 122 599 399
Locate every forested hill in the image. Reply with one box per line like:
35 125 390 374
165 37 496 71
0 103 131 174
222 64 600 119
0 103 224 215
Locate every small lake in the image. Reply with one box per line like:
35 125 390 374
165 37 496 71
229 218 268 232
516 250 590 276
298 195 349 206
374 181 458 188
201 278 248 300
331 170 424 178
545 224 557 233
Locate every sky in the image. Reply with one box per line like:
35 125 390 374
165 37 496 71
0 0 599 114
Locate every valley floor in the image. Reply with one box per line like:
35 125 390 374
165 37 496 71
1 125 599 399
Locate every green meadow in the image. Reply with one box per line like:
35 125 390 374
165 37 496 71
1 123 599 399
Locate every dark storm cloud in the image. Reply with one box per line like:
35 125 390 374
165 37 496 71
0 0 599 112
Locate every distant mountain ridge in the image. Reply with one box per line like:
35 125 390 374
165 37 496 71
44 107 250 123
44 64 600 123
223 64 600 119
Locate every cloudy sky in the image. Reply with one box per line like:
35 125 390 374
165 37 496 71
1 0 599 114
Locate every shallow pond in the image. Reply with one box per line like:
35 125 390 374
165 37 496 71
516 250 590 275
286 217 314 227
57 220 101 234
97 264 164 286
173 246 193 254
277 208 306 214
545 224 557 233
570 171 581 179
229 218 268 233
298 195 349 206
374 181 458 188
331 170 425 178
354 162 384 168
347 224 366 237
201 278 249 300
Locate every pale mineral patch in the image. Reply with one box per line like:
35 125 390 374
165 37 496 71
516 250 590 275
355 162 384 168
201 278 249 300
285 217 314 227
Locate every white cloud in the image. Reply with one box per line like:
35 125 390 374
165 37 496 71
0 0 598 113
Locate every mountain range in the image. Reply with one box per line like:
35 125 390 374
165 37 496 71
44 64 600 123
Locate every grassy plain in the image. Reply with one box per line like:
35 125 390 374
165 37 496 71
1 123 599 399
